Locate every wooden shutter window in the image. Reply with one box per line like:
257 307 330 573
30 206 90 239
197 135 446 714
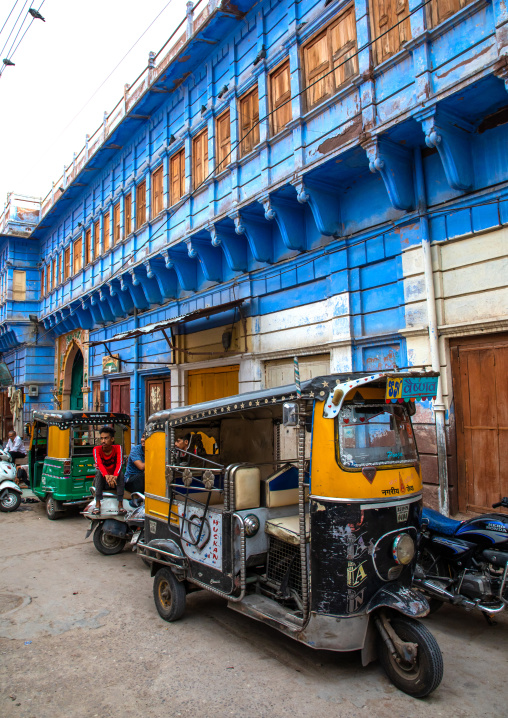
427 0 472 28
125 192 132 236
12 270 26 301
371 0 411 64
85 228 92 265
94 220 101 259
52 258 57 288
113 202 121 244
103 211 111 250
304 30 331 108
45 263 50 295
170 150 185 206
239 88 260 157
64 247 71 281
216 110 231 172
73 238 83 275
303 5 358 109
331 7 357 87
152 165 164 216
40 266 45 297
136 180 146 227
193 130 209 189
270 61 292 135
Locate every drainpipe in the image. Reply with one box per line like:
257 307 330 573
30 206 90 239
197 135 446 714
133 308 140 445
414 148 449 516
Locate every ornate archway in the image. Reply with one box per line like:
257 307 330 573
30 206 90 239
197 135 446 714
61 339 84 410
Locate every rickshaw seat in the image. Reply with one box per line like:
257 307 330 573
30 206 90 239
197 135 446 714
265 514 310 547
263 464 309 508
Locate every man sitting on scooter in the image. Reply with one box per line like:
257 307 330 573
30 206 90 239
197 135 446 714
92 426 126 516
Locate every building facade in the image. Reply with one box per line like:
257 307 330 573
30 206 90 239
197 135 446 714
1 0 508 515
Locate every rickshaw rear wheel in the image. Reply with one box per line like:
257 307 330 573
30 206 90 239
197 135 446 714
93 525 126 555
46 495 65 520
377 616 443 698
0 490 21 512
153 568 186 622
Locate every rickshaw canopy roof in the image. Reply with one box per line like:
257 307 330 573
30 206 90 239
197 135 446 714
146 371 439 430
31 410 131 428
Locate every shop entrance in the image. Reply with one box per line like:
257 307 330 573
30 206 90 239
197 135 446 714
451 333 508 514
110 378 131 415
70 351 84 410
187 365 239 404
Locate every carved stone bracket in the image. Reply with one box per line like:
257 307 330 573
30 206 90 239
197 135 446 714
413 106 474 192
361 134 415 210
230 210 273 264
493 55 508 93
208 224 248 273
258 195 306 252
290 177 342 236
185 238 222 283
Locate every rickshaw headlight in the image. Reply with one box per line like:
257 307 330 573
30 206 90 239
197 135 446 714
392 533 415 565
244 514 260 537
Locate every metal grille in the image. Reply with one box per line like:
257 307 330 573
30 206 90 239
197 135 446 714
267 537 302 595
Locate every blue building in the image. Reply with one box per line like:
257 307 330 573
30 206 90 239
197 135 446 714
2 0 508 515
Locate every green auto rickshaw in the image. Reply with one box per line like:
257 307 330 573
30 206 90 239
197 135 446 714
27 411 131 520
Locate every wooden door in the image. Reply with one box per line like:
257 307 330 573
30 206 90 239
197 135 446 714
0 391 13 441
92 381 101 411
110 379 130 415
187 366 239 405
146 377 171 418
451 334 508 514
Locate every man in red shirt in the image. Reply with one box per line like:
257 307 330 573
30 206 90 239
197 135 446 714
92 426 126 515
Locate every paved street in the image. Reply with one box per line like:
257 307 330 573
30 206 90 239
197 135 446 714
0 502 507 718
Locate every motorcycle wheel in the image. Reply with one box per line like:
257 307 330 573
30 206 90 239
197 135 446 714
0 490 21 512
377 616 443 698
46 495 65 520
93 525 126 555
153 567 186 622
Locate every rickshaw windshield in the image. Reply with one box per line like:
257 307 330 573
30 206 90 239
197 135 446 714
336 404 417 468
71 424 125 456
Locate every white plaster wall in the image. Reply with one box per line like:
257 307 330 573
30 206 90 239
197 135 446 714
257 294 350 354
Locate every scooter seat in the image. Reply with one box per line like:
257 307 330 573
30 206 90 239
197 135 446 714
421 507 463 536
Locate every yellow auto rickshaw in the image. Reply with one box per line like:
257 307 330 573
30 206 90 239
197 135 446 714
138 371 443 697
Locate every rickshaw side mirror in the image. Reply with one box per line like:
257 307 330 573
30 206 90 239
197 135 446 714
283 402 299 427
24 422 31 437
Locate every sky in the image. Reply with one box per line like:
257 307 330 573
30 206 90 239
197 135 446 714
0 0 189 210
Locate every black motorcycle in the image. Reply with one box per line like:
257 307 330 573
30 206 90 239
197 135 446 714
414 498 508 621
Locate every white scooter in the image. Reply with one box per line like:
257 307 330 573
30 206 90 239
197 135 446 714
82 488 145 555
0 448 22 512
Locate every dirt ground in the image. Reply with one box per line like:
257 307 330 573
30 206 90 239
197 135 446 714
1 501 507 718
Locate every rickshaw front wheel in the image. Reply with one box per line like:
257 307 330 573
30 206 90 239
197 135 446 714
153 568 186 622
377 616 443 698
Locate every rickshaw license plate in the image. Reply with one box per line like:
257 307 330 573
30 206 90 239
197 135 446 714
131 531 140 545
397 504 409 523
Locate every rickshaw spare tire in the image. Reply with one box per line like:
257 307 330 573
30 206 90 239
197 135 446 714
93 525 126 555
153 568 186 622
46 495 64 520
376 616 443 698
0 489 21 512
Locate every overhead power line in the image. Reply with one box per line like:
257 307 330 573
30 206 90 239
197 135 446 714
0 0 22 41
0 0 29 60
0 0 45 76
